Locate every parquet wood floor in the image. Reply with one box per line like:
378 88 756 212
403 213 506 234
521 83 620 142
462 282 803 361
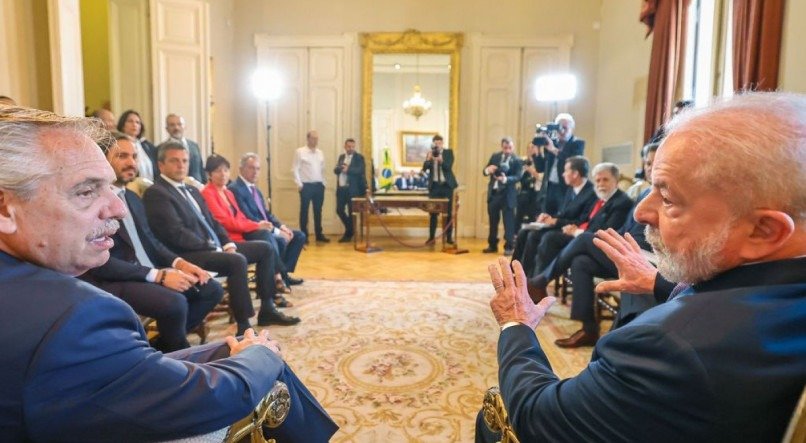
292 236 502 283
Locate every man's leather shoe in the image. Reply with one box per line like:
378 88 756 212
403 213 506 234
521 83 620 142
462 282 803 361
338 236 352 243
482 246 497 253
526 275 549 304
257 310 301 326
316 236 330 243
554 329 599 348
286 276 304 286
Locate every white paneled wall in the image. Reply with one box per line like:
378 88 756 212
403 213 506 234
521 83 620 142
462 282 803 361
47 0 84 116
150 0 210 155
254 35 356 232
109 0 152 131
467 35 572 238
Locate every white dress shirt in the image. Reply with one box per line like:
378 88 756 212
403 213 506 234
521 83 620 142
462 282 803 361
292 146 325 187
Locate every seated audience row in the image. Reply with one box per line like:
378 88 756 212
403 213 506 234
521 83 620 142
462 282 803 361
0 105 337 440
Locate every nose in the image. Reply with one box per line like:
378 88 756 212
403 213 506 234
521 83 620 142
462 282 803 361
102 189 128 220
634 190 658 226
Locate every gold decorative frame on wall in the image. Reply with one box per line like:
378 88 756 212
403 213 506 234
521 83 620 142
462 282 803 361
360 30 463 185
399 130 439 167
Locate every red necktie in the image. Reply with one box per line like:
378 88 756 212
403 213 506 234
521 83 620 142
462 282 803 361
579 199 605 231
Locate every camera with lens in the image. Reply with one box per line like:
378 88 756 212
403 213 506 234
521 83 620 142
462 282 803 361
523 157 533 167
532 122 561 147
431 145 440 158
495 162 510 178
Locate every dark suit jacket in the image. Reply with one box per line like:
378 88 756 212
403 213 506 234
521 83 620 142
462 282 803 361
422 148 458 190
229 177 283 226
497 257 806 442
580 189 633 233
534 135 585 193
395 176 419 190
484 152 523 209
554 180 596 228
141 139 159 167
142 176 232 253
0 250 337 441
333 152 367 197
85 189 178 283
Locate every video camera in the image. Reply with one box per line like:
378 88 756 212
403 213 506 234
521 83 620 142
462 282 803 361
532 123 561 147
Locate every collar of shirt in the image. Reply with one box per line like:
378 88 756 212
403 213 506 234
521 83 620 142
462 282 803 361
239 175 257 188
161 174 186 189
573 179 588 195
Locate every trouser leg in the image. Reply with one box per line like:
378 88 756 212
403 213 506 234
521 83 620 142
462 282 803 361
99 281 190 352
312 183 325 236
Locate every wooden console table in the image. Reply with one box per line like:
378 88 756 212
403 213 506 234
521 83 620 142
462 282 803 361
351 195 449 253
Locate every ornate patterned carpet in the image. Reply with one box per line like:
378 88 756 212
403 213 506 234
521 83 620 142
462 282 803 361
203 280 594 442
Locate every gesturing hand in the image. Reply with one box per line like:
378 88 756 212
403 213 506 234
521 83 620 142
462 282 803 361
593 228 658 294
489 257 555 329
226 328 283 358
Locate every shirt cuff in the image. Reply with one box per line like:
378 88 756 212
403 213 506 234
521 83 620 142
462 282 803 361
272 227 281 235
145 268 159 283
501 321 522 331
223 242 237 251
171 257 182 268
573 228 584 237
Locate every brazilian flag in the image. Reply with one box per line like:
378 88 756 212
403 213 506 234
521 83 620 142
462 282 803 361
378 147 394 190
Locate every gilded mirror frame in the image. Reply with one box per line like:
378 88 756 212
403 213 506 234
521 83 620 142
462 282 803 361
360 30 463 184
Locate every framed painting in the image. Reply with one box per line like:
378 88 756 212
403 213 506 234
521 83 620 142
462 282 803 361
399 131 437 167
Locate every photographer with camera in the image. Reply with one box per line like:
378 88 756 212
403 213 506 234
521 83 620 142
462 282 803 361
482 137 522 255
533 113 585 215
422 134 457 244
516 143 542 225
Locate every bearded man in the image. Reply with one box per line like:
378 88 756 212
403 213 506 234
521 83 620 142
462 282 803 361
478 92 806 442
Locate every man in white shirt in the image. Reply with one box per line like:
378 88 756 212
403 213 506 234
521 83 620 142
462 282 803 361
292 130 329 243
159 113 206 184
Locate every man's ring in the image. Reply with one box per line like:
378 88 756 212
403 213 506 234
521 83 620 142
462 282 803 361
493 283 504 291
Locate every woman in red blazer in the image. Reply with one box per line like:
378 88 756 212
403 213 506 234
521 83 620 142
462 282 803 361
201 155 293 305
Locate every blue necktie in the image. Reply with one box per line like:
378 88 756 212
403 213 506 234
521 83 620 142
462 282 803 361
179 186 221 249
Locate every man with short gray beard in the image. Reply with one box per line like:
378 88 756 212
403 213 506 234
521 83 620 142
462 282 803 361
480 92 806 442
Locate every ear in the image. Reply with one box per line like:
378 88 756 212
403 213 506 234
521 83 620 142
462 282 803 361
736 209 795 261
0 189 19 234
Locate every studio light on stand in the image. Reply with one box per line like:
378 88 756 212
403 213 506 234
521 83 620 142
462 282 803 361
534 73 578 118
251 68 283 211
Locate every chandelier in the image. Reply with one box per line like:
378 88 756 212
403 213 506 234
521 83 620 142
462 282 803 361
402 54 431 119
403 85 432 119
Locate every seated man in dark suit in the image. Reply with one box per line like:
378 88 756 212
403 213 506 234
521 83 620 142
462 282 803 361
528 162 633 287
526 145 670 347
394 170 417 190
479 92 805 442
143 143 299 334
230 152 306 286
511 155 596 276
0 106 337 441
81 132 223 352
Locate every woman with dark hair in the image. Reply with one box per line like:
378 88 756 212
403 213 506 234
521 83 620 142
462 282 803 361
117 109 158 181
200 154 294 307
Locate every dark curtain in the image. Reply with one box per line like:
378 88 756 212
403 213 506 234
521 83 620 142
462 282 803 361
642 0 692 144
733 0 785 91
